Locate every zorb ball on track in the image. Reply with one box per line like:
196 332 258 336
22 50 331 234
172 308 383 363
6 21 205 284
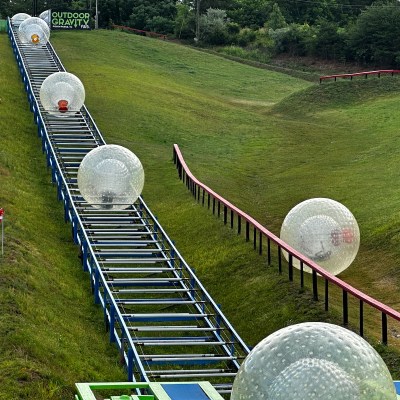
40 72 85 115
280 198 360 275
39 9 51 26
11 13 31 27
77 145 145 210
231 322 397 400
19 17 50 46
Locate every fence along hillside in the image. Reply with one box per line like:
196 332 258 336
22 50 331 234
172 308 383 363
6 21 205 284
173 143 400 348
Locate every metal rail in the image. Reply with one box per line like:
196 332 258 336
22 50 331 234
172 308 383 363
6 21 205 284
7 19 249 397
173 143 400 346
320 69 400 83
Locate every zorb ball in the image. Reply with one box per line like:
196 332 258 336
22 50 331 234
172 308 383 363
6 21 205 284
39 9 51 26
77 145 145 210
19 17 50 46
11 13 31 27
40 72 85 115
231 322 397 400
280 198 360 275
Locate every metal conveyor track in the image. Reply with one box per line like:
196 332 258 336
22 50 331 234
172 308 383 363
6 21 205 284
7 19 250 397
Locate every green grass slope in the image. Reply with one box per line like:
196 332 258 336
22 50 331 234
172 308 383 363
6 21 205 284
0 35 126 399
50 30 400 368
2 27 400 398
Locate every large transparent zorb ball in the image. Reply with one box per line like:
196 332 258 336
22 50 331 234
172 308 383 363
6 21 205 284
77 145 144 210
39 9 51 26
40 72 85 115
280 198 360 275
231 322 397 400
11 13 31 27
19 17 50 46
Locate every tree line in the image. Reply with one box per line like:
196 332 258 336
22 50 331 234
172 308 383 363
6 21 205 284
3 0 400 68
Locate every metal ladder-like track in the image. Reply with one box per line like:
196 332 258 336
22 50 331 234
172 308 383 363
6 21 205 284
8 20 250 397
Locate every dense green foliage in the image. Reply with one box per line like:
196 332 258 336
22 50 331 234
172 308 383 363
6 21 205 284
5 0 400 67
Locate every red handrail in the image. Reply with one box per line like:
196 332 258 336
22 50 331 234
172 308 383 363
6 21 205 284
320 69 400 83
173 143 400 326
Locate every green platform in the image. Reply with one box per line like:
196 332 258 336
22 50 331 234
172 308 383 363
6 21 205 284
75 382 224 400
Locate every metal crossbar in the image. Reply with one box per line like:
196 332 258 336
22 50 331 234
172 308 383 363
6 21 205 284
7 19 249 397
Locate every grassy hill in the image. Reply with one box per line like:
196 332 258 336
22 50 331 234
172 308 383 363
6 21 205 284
0 34 126 399
2 27 400 398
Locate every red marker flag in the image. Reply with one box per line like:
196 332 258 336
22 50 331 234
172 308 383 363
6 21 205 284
0 208 4 222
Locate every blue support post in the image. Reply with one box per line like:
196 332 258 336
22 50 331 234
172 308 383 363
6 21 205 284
128 348 134 381
94 267 100 304
72 213 79 244
109 305 116 343
82 241 88 271
64 196 70 222
170 243 175 269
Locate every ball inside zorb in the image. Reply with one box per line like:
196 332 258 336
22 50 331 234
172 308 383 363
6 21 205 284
11 13 31 27
231 322 397 400
40 72 85 114
19 17 50 46
280 198 360 275
77 145 144 210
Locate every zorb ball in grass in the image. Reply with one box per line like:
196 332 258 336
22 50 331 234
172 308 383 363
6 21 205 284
11 13 31 27
19 17 50 46
231 322 397 400
280 198 360 275
77 145 144 210
40 72 85 115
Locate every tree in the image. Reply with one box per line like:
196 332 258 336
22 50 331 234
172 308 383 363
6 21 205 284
180 0 233 13
267 2 287 29
1 0 69 17
269 23 314 56
199 8 229 44
228 0 271 28
312 20 347 61
174 2 195 39
348 1 400 66
98 0 121 26
128 0 176 33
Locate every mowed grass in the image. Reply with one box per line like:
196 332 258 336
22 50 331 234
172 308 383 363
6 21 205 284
50 31 400 369
0 34 126 399
2 26 400 398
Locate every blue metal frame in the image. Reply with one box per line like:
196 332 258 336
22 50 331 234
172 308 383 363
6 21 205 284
7 18 249 395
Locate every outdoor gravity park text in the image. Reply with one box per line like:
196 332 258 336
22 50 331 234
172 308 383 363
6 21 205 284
51 11 90 30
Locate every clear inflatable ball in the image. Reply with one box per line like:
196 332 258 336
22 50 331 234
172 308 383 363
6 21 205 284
19 17 50 46
280 198 360 275
39 9 51 26
11 13 31 27
231 322 397 400
40 72 85 115
77 145 145 210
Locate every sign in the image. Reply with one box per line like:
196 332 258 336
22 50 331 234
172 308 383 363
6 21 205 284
51 11 91 30
0 208 4 222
